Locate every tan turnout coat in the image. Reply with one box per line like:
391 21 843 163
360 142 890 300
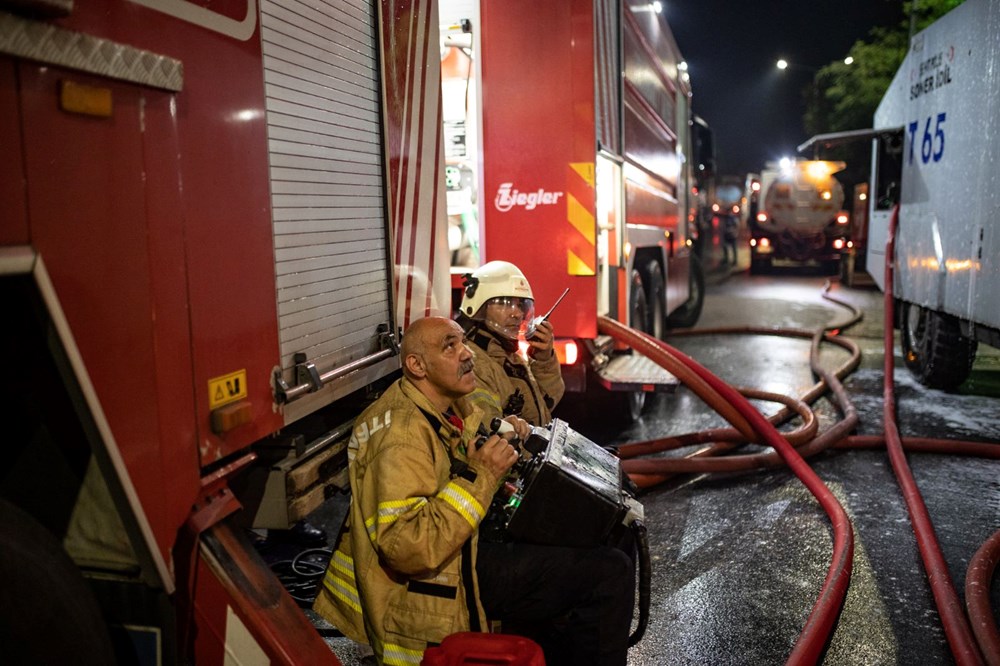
312 377 504 665
466 329 565 427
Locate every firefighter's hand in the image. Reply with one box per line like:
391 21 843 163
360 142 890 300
502 416 530 442
468 434 519 480
526 321 555 360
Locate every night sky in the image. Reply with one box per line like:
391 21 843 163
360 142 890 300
667 0 905 177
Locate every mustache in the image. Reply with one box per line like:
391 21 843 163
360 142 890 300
459 360 475 376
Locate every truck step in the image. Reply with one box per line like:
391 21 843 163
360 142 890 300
594 351 680 393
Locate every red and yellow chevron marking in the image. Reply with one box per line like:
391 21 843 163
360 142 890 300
566 162 596 276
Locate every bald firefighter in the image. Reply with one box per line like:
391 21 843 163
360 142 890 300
312 317 633 666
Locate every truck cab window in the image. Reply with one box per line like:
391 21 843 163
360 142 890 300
874 132 903 211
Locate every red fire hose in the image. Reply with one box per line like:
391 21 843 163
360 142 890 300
966 529 1000 664
606 205 1000 663
597 316 854 665
881 206 985 666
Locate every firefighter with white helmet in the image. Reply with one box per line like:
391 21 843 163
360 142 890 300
458 260 565 427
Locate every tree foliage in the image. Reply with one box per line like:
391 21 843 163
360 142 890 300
803 0 965 184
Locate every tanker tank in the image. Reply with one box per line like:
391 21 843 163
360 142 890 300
749 159 851 273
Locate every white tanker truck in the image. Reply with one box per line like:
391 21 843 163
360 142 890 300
749 159 851 273
800 0 999 390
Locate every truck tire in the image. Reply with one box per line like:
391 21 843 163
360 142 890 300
641 260 665 339
900 303 977 391
665 255 705 330
839 253 855 287
0 498 118 665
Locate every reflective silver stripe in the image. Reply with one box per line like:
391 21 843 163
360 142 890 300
438 481 484 528
323 568 362 614
382 642 424 665
330 549 355 582
377 497 427 524
469 386 502 413
0 11 183 91
366 497 428 542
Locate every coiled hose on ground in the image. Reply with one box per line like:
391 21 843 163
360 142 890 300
598 316 854 665
603 203 1000 663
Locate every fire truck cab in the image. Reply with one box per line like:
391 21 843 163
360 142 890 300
438 0 705 420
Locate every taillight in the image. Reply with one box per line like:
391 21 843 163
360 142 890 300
556 340 579 365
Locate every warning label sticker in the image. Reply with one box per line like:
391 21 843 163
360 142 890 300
208 369 247 410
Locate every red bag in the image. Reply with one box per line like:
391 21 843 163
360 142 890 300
421 632 545 665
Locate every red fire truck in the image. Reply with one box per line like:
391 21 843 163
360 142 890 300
439 0 704 418
1 0 700 662
0 0 448 663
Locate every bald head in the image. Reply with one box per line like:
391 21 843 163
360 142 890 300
401 317 453 364
400 317 476 411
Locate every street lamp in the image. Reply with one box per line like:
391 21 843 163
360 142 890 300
777 57 853 72
775 59 818 73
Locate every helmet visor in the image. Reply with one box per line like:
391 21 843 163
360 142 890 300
482 296 535 339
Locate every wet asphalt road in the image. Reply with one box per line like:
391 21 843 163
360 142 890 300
558 262 1000 665
305 258 1000 665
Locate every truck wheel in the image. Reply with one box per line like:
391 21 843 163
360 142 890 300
839 253 855 287
0 498 118 665
665 255 705 330
900 303 977 390
641 260 665 339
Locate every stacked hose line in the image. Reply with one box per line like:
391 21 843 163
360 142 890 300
269 547 333 608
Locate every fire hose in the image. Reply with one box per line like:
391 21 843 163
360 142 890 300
880 206 985 666
597 316 854 665
605 204 1000 663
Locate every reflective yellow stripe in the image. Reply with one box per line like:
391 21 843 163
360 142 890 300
377 497 427 525
566 162 597 276
330 550 355 581
321 548 362 614
469 386 502 413
383 642 424 665
323 568 362 614
438 481 484 528
567 191 596 244
366 497 428 542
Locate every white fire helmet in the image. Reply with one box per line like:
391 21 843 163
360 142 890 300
461 261 535 338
